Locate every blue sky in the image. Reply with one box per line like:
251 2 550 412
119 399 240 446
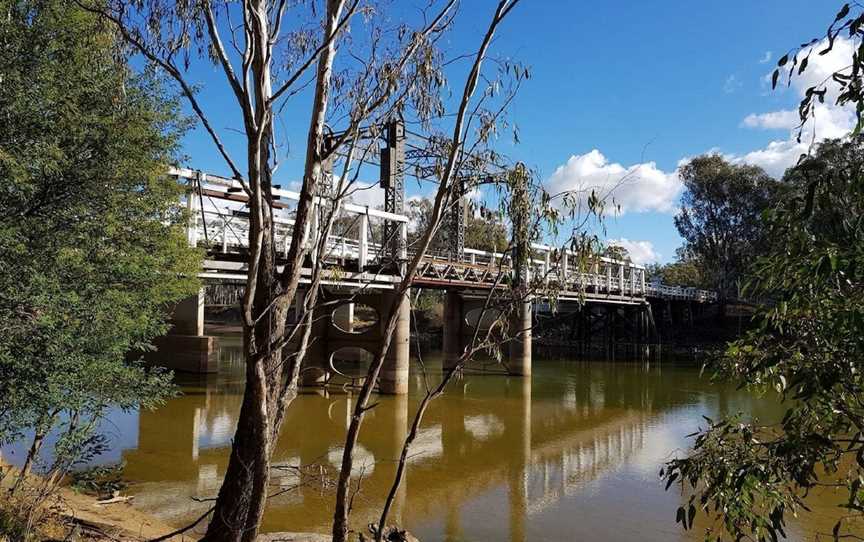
177 1 847 264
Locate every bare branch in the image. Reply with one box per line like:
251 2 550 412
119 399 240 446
74 0 248 186
269 0 362 105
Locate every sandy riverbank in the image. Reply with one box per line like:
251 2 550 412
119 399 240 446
0 458 185 541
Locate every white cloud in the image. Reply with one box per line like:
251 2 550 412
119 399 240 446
741 109 799 130
732 36 858 178
759 51 772 64
345 182 384 209
545 150 682 215
546 38 857 221
727 140 807 179
545 38 858 225
729 105 854 178
609 238 660 265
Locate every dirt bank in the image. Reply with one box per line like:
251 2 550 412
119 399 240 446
0 458 185 541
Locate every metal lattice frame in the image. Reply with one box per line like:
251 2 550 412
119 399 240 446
381 119 406 261
446 178 466 261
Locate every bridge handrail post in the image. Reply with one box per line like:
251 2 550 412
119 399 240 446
399 222 408 275
618 263 624 294
544 249 551 285
358 213 369 271
605 265 612 294
340 235 346 264
186 187 198 247
562 251 569 283
309 202 319 265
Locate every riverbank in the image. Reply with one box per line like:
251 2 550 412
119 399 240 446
0 459 184 542
0 484 345 542
1 462 407 542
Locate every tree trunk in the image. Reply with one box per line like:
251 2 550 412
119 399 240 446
202 1 342 536
203 119 280 542
10 423 49 496
201 356 272 542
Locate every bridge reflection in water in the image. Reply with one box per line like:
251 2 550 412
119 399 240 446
119 338 778 542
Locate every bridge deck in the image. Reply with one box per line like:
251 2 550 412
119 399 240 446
174 168 717 304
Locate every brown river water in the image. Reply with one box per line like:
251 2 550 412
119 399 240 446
2 334 857 541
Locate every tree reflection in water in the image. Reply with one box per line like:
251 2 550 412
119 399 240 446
81 339 800 541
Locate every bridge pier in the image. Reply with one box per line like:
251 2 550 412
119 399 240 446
380 290 410 395
151 288 218 373
299 288 331 386
508 300 532 376
333 302 354 333
299 288 411 395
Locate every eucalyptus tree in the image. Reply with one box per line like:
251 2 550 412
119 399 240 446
0 0 199 517
661 6 864 539
664 135 864 542
674 156 779 298
78 1 529 540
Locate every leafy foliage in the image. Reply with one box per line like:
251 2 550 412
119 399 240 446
663 137 864 541
772 3 864 138
0 0 200 478
647 255 707 289
674 156 780 298
603 244 631 262
407 197 508 254
70 464 128 498
465 203 509 253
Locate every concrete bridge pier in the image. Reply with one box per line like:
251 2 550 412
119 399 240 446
444 290 532 376
333 302 354 333
508 300 532 376
380 290 411 395
152 288 217 373
299 288 411 395
297 288 333 386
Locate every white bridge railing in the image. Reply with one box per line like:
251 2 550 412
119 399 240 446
172 167 407 272
172 168 718 303
645 282 718 302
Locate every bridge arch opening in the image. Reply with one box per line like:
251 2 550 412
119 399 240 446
331 302 379 335
329 346 375 379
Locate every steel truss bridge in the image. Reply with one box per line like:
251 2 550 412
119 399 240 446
174 167 717 306
160 121 717 380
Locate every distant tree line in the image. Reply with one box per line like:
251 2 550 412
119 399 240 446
407 197 509 255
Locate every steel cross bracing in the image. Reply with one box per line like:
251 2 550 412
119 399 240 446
314 121 509 268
